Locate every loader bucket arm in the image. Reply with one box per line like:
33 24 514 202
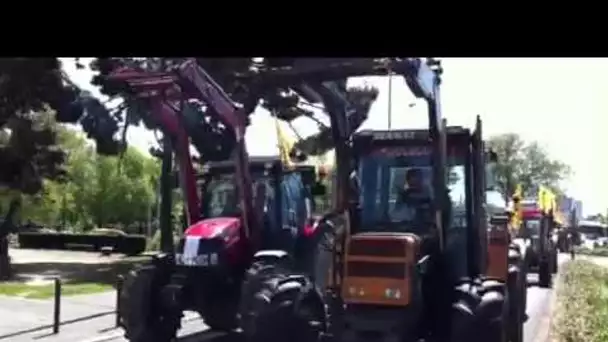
107 68 200 225
260 58 446 248
174 59 257 244
107 61 257 248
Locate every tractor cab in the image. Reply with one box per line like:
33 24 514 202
193 156 326 268
333 122 499 340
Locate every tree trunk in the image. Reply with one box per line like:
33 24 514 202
0 237 11 280
0 197 21 280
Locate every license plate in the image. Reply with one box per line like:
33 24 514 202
175 253 219 267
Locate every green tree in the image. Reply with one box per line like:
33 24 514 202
487 133 572 205
2 127 162 233
78 147 158 230
0 57 83 279
88 58 379 161
0 58 381 277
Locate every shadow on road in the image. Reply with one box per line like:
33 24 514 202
0 311 115 341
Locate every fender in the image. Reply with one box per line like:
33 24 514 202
253 250 292 265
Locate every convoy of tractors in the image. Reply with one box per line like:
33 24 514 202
103 58 572 342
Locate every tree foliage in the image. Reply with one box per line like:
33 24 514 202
0 59 79 194
87 58 379 161
487 133 572 204
0 58 380 197
0 128 162 232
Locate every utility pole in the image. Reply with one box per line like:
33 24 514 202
387 69 393 130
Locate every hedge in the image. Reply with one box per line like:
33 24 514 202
17 232 146 256
553 260 608 342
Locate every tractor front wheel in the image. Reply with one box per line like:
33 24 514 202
119 264 181 342
538 260 552 288
551 251 558 274
507 266 524 342
240 261 327 342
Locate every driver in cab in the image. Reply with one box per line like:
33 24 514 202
390 168 434 232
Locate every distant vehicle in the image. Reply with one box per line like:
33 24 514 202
89 228 127 237
578 220 608 249
596 237 608 247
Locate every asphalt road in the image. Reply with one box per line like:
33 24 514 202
86 266 565 342
6 248 565 342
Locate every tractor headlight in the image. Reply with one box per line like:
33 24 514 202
347 286 366 296
384 288 402 299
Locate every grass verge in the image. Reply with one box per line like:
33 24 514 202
0 281 113 299
553 260 608 341
575 246 608 257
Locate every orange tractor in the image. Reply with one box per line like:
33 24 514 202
279 59 527 342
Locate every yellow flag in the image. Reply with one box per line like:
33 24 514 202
514 184 523 200
537 186 546 211
537 186 556 214
511 184 523 230
274 117 294 169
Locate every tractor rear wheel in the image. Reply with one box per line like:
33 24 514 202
240 261 326 342
551 251 558 274
538 260 552 288
507 265 524 342
448 277 511 342
119 264 181 342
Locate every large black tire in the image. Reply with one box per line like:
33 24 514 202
467 278 508 342
239 261 327 342
538 260 552 288
551 251 558 274
448 280 482 342
519 260 528 321
119 264 181 342
507 265 524 342
446 277 510 342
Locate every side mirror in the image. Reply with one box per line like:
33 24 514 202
485 162 498 191
488 150 498 163
485 149 499 191
311 182 327 196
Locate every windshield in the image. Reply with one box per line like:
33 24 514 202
201 172 312 235
523 219 541 237
202 174 273 219
358 146 466 233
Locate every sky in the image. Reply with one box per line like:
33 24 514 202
61 58 607 216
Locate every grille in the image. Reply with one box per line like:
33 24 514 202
346 261 406 279
348 239 407 257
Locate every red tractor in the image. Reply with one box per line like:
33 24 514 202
109 60 332 342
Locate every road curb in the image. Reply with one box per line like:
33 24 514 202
539 259 564 342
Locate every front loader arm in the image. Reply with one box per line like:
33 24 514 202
175 59 258 244
108 60 258 246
